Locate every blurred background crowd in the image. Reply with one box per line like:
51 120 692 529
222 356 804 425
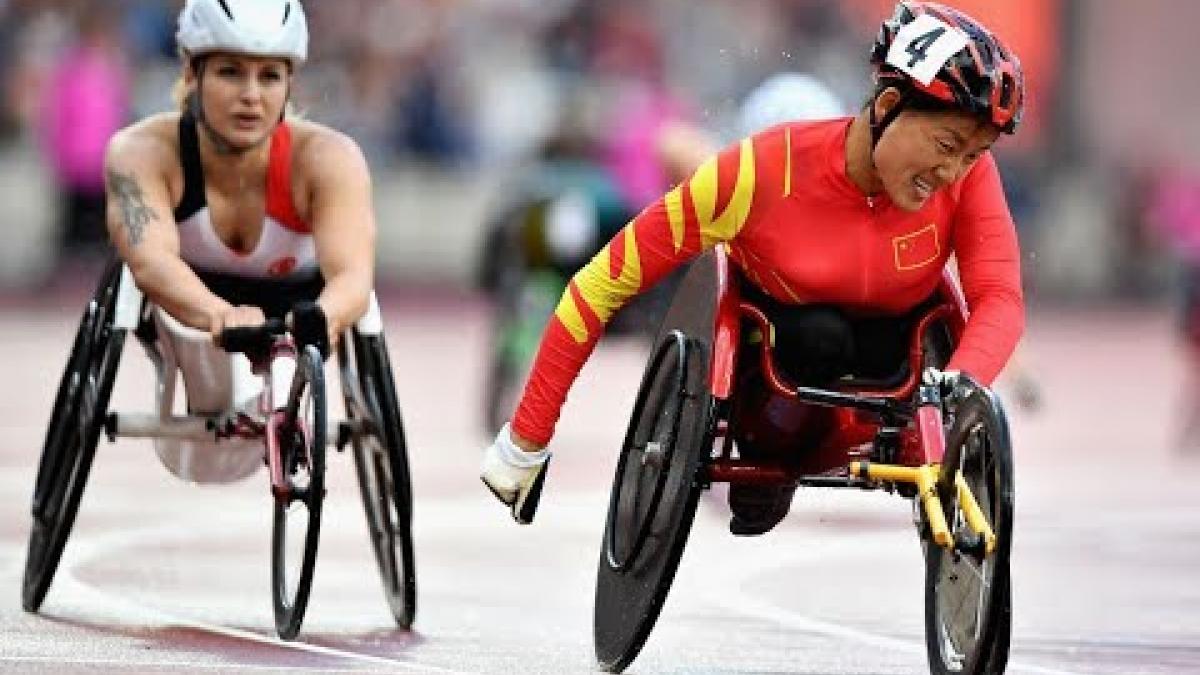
0 0 1193 308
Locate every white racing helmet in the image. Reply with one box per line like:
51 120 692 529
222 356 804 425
177 0 308 65
737 72 846 137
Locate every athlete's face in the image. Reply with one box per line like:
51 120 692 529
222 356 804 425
872 93 1000 212
192 54 291 150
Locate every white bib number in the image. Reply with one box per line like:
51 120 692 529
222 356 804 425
885 13 969 87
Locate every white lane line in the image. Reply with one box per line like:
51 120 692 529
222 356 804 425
701 531 1082 675
0 655 366 673
51 521 470 675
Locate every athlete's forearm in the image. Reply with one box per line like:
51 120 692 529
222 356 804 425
316 267 373 341
127 255 231 331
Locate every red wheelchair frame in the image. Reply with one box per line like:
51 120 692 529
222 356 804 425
705 246 967 482
594 247 1013 675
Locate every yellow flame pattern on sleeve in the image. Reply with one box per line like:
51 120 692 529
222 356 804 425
554 286 589 343
554 226 644 344
697 138 756 248
553 138 756 346
783 128 792 197
665 185 685 253
690 156 719 229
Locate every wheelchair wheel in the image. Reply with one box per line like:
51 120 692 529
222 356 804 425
23 260 126 613
924 384 1014 674
271 344 327 640
594 330 715 673
340 330 416 628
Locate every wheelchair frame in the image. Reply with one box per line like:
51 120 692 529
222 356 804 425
595 248 1015 674
22 260 417 641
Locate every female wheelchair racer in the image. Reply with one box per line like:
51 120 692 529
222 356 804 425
482 2 1027 673
22 0 414 640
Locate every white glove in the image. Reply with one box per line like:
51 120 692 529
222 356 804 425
922 366 962 395
480 424 551 524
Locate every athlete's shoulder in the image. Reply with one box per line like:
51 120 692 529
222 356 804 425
745 116 848 139
745 117 849 160
288 119 370 180
957 151 1002 193
779 116 851 147
105 113 180 169
289 120 364 164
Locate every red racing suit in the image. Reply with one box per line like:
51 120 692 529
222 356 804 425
512 118 1023 447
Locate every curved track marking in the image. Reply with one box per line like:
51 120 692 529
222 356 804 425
699 529 1082 675
49 521 468 674
0 655 368 672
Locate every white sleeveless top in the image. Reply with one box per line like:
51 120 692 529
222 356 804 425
173 113 318 281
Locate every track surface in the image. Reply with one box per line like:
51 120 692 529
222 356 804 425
1 292 1197 674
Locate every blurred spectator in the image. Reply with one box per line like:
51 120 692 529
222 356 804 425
37 5 130 254
1146 162 1200 452
1147 163 1200 320
2 1 72 140
590 2 692 210
122 0 178 61
394 62 475 165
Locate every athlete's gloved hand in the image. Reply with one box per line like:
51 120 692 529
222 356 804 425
922 366 963 397
210 305 267 345
288 301 330 360
480 423 551 525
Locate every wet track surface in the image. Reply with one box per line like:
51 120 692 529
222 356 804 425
1 292 1198 674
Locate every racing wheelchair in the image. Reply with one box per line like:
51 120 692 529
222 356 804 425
22 258 416 640
594 248 1014 674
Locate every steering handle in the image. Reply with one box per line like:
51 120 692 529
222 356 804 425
219 318 287 356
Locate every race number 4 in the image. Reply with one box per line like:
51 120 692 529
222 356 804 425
885 14 969 86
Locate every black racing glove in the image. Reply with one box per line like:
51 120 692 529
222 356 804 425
289 300 330 360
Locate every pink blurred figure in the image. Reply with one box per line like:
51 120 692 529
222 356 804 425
1147 163 1200 452
38 7 130 254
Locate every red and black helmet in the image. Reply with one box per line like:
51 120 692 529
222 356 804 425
870 1 1024 134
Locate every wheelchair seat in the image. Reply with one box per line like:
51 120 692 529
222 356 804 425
733 271 954 394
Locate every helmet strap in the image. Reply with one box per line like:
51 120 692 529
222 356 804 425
869 87 911 149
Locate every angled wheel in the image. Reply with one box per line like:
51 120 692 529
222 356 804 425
272 344 327 640
594 329 715 673
23 260 127 612
340 329 416 628
924 382 1014 674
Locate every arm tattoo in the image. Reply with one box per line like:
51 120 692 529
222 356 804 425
106 169 158 246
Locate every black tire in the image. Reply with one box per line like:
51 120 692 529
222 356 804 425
272 344 327 640
594 330 715 673
23 260 126 613
924 383 1015 674
341 330 416 628
980 574 1012 673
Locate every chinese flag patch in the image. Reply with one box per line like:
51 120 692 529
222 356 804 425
892 224 940 271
